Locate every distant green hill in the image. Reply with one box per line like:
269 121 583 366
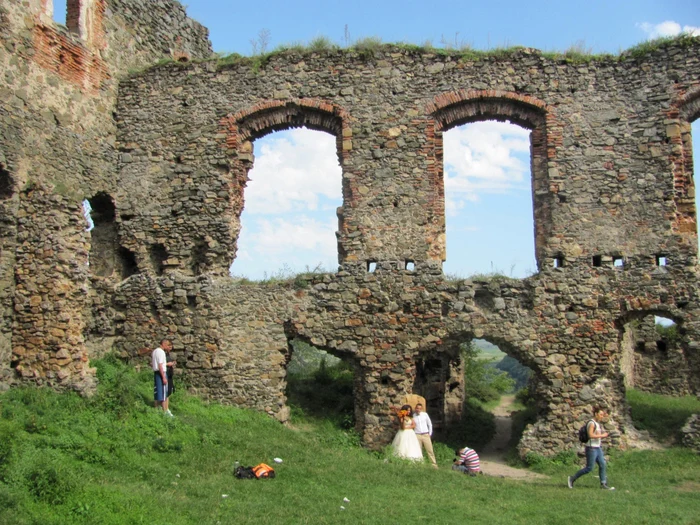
472 338 506 361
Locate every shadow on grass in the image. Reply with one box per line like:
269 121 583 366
438 398 496 452
286 359 355 430
626 389 700 443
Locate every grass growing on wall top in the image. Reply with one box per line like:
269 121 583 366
0 358 699 524
124 34 698 77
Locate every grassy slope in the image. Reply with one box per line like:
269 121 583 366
0 359 698 525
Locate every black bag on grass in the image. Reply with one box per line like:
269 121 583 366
234 466 256 479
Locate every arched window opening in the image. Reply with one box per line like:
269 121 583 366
620 314 690 396
285 338 355 430
442 122 536 279
230 128 342 281
84 194 119 278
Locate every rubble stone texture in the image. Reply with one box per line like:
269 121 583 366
0 0 698 457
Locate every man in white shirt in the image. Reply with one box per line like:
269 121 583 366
413 403 438 468
152 339 173 417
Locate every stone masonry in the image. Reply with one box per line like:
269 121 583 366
1 0 699 457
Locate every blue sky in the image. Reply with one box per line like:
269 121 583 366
56 1 700 280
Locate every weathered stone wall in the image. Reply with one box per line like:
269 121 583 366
0 0 211 391
1 0 699 457
681 413 700 452
111 40 700 456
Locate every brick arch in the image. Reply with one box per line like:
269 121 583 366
426 90 554 270
678 86 700 123
222 98 352 164
427 89 548 131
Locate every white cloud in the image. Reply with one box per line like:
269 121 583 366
637 21 700 38
247 216 337 255
232 214 338 277
443 121 531 215
245 128 342 214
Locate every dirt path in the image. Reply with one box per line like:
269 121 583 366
478 395 547 481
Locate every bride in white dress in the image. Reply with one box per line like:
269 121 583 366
391 405 423 461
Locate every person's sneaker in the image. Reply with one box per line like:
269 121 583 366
166 410 174 417
601 484 615 491
567 476 574 489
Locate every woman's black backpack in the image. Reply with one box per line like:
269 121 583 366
578 421 593 443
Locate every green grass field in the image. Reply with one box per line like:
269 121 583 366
0 357 698 525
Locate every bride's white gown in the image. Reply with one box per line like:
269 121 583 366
392 418 423 461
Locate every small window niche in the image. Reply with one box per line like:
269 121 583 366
0 164 13 199
85 193 118 277
150 243 168 276
655 255 667 267
405 260 415 271
613 256 624 269
119 247 138 279
367 261 377 273
592 255 603 267
553 255 564 268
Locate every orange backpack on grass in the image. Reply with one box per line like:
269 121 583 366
251 463 276 479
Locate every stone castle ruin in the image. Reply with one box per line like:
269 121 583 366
1 0 699 457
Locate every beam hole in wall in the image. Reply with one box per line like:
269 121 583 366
442 121 536 279
405 260 415 271
285 339 355 430
553 255 564 268
619 314 690 396
656 255 667 267
592 255 602 267
367 261 377 273
613 256 624 268
229 128 342 280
